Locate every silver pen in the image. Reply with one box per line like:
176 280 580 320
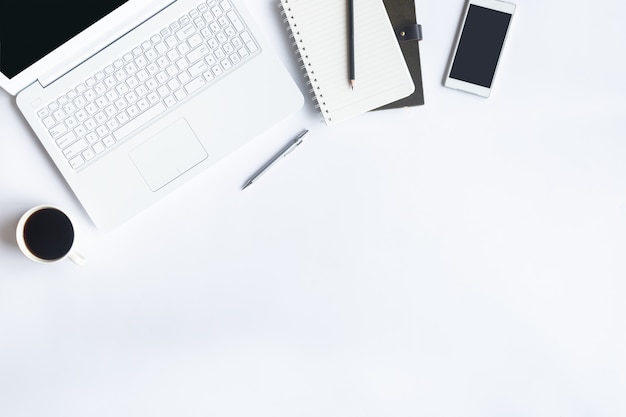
242 129 309 190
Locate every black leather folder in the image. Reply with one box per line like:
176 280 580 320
376 0 425 109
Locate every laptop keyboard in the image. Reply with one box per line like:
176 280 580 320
36 0 260 170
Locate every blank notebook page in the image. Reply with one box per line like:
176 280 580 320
281 0 414 125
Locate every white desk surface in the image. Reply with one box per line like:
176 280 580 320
1 0 625 415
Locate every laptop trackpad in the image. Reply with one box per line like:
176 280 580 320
129 119 208 191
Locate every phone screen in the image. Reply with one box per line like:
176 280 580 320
449 5 512 88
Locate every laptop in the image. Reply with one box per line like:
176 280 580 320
0 0 303 229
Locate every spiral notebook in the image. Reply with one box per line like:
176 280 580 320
280 0 415 125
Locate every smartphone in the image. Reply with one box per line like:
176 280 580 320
444 0 516 97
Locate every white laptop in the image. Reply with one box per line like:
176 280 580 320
0 0 303 229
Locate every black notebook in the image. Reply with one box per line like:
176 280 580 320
376 0 425 110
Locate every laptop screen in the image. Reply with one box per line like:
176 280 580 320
0 0 129 79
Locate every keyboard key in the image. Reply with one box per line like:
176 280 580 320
156 71 169 84
86 103 99 115
146 49 158 62
157 85 170 97
178 72 191 84
176 24 196 41
220 59 232 71
103 136 116 147
137 99 150 111
105 90 118 102
63 139 88 158
93 142 106 154
69 156 85 169
115 99 127 111
93 142 105 155
94 83 106 95
188 34 203 49
136 56 148 68
165 95 177 107
56 132 77 149
166 65 178 77
85 118 97 131
189 61 208 77
166 36 178 48
174 89 187 101
203 71 215 82
75 109 88 122
127 76 139 89
95 97 108 109
185 77 206 94
240 31 257 52
53 109 66 122
136 69 150 82
206 54 217 66
74 125 87 137
188 44 210 63
82 148 95 161
96 125 109 138
66 116 78 129
157 56 170 69
42 116 56 128
49 123 68 138
216 32 227 44
136 85 149 97
147 92 160 104
155 42 168 55
106 119 120 131
94 112 107 124
127 105 139 118
117 112 130 125
86 132 99 144
104 105 117 117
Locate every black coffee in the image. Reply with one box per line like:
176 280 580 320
23 208 74 261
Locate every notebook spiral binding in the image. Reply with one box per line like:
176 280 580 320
278 1 329 121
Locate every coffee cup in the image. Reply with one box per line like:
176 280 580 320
16 206 86 265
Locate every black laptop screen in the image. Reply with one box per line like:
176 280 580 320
0 0 128 79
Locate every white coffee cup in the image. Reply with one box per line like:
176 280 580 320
16 205 86 265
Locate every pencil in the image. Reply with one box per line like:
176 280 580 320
348 0 355 89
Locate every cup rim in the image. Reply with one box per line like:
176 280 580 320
16 205 76 264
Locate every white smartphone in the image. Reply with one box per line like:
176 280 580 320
444 0 516 97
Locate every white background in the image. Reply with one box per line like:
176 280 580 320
1 0 625 416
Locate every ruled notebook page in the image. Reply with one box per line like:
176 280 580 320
281 0 414 125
